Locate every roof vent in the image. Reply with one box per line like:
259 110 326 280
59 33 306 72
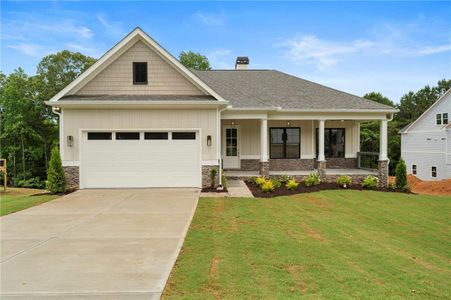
235 56 249 70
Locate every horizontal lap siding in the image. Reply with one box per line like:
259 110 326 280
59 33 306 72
75 41 204 96
63 109 217 162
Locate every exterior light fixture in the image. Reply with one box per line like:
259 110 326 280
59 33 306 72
67 135 74 147
287 121 291 127
207 135 212 147
231 121 235 128
53 106 61 113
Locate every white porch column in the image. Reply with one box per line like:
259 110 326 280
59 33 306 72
318 119 325 161
379 119 388 161
260 119 268 162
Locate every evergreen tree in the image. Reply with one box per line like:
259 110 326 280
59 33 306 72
395 158 408 190
46 147 66 193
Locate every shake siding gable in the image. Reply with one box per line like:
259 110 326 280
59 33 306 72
76 41 205 96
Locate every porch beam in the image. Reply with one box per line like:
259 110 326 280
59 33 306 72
318 119 326 162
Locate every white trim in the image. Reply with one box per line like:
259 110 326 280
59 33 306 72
222 125 241 169
401 88 451 133
226 107 398 113
345 154 358 158
402 150 446 154
46 100 227 107
60 109 64 161
49 27 225 103
202 160 219 166
240 155 260 159
62 160 79 167
301 154 315 159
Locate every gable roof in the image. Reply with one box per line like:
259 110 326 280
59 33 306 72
399 88 451 134
48 27 225 102
193 70 396 111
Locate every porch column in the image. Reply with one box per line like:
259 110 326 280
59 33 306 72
378 119 389 187
317 119 326 180
260 119 269 177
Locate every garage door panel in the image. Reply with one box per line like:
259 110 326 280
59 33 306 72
81 131 201 188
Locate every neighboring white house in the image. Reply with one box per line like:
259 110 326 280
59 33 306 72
400 89 451 180
46 27 397 189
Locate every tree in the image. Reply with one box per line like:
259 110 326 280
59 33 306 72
179 51 211 70
46 146 66 193
363 92 395 107
395 158 408 190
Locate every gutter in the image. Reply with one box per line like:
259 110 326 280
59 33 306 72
45 100 229 106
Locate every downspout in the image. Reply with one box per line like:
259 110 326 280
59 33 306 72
217 106 228 187
52 106 63 160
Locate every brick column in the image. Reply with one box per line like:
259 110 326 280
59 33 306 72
260 161 269 178
317 161 326 181
378 160 389 187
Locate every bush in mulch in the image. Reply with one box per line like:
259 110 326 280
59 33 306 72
245 180 412 198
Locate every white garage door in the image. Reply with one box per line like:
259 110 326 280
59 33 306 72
80 131 201 188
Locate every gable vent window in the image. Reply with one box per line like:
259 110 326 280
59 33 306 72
133 62 148 84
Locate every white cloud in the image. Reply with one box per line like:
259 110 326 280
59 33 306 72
97 13 125 37
8 43 52 57
65 43 102 57
191 11 225 27
207 49 233 69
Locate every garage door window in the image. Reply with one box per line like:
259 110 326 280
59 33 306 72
116 132 140 140
172 132 196 140
88 132 112 140
145 132 168 140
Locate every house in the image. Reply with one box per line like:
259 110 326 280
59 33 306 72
46 28 397 189
400 89 451 180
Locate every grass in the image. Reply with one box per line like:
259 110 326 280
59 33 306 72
163 191 451 299
0 187 59 216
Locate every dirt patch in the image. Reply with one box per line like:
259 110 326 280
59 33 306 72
286 264 307 293
210 256 220 274
306 195 330 209
390 175 451 196
302 224 326 243
245 181 410 198
213 201 225 213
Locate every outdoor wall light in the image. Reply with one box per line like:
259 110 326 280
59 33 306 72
231 121 235 128
287 121 291 127
207 135 212 147
67 135 74 147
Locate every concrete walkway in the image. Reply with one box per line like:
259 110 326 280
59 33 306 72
0 188 200 299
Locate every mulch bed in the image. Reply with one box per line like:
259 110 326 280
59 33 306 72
201 187 228 193
245 181 411 198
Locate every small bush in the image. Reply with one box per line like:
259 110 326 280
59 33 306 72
395 159 408 190
255 177 266 187
305 172 321 187
221 171 228 189
362 175 379 189
272 179 281 188
280 175 293 183
210 167 217 188
260 180 274 193
16 177 45 189
47 146 66 193
285 179 299 190
249 176 258 184
337 175 352 188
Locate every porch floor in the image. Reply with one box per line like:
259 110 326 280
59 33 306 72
225 169 377 177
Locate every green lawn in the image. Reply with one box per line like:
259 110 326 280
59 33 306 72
164 191 451 299
0 188 59 216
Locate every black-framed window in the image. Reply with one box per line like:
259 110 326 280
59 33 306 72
172 132 196 140
412 165 417 175
443 113 448 124
133 62 148 84
436 113 442 125
144 132 168 140
316 128 345 158
87 132 112 140
431 166 437 178
270 128 300 159
116 132 140 140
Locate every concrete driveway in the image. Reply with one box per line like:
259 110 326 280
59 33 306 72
0 188 199 299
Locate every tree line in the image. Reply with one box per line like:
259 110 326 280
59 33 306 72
0 50 449 188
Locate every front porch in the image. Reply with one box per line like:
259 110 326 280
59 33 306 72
220 114 389 185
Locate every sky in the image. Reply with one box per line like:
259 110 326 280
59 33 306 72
1 1 450 102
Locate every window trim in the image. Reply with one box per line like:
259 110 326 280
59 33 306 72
269 127 301 159
315 128 346 158
412 164 417 175
436 113 442 125
172 132 197 140
133 62 148 85
144 132 169 140
115 132 141 140
87 132 112 140
431 166 437 178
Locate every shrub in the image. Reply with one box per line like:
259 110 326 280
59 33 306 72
362 175 379 189
210 167 217 188
16 177 45 189
280 175 293 183
261 180 274 193
337 175 352 188
46 146 66 193
285 179 299 190
255 177 266 187
395 158 408 190
221 171 228 189
305 172 321 187
272 179 281 188
249 176 258 184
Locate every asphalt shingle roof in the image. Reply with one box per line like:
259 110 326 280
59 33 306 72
192 70 395 110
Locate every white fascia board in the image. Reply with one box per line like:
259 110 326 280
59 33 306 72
45 100 228 109
48 27 225 103
402 88 451 133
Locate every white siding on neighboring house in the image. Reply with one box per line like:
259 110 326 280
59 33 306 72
75 41 205 96
401 91 451 180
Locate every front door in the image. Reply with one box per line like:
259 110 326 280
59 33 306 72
223 126 240 169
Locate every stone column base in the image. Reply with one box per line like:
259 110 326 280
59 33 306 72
259 161 269 178
202 165 220 188
317 160 326 181
378 160 389 187
64 166 79 190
